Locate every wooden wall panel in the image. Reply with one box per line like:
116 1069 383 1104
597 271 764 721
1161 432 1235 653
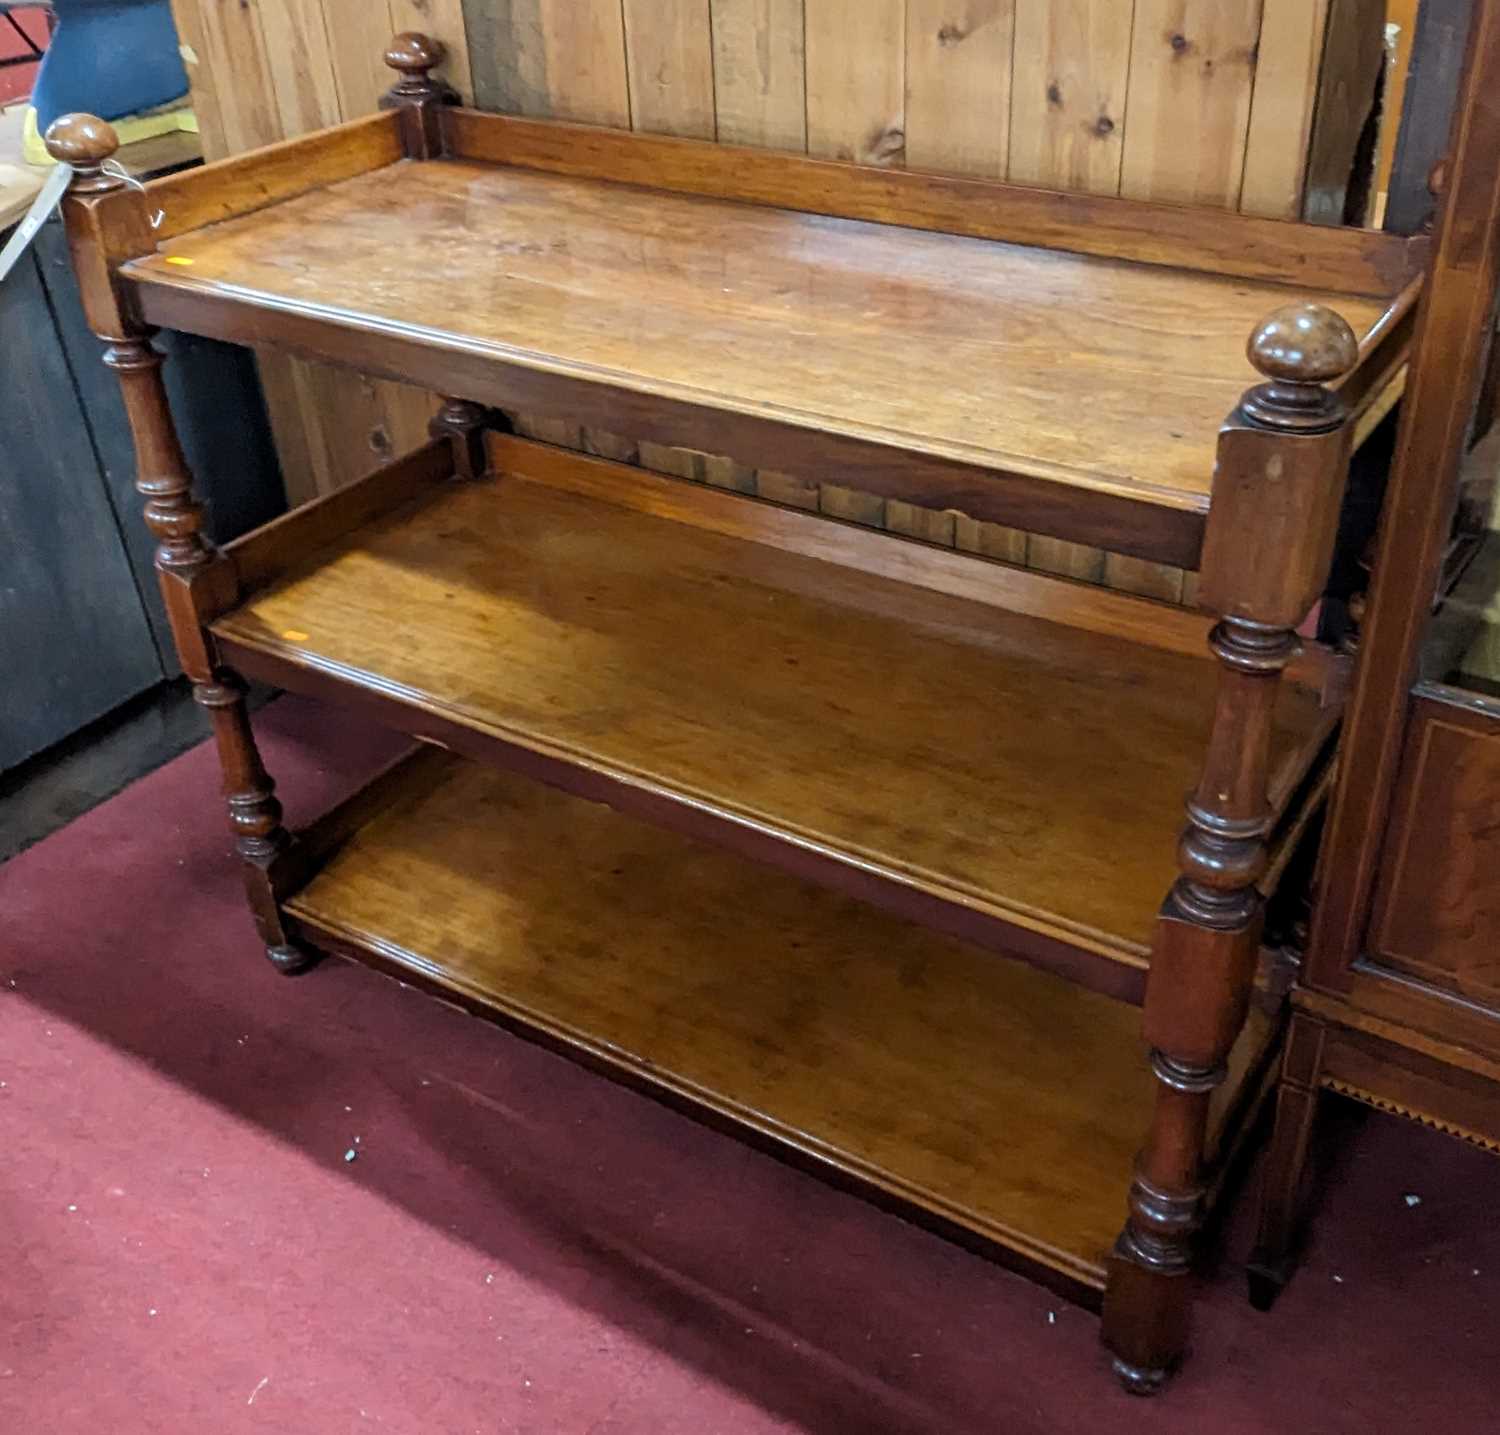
468 0 629 124
1119 0 1265 209
804 0 907 164
905 1 1015 179
1009 0 1132 195
1301 0 1388 226
623 0 716 138
1240 0 1331 218
710 0 807 149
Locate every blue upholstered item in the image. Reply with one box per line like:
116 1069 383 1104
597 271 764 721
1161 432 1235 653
31 0 188 131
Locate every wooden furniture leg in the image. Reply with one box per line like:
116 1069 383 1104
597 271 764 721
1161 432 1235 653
1102 305 1360 1393
108 334 315 973
48 116 315 974
1247 1010 1328 1309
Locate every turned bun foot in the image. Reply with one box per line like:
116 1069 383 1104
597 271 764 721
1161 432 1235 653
265 942 321 976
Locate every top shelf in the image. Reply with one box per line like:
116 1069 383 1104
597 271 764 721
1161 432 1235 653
114 109 1416 568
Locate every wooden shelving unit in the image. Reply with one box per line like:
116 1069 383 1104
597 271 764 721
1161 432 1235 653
44 32 1426 1391
213 439 1334 996
282 745 1276 1302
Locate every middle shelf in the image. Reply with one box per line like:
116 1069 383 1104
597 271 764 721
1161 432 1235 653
213 433 1335 1000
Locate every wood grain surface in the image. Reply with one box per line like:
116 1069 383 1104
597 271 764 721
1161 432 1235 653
125 158 1389 515
212 463 1329 962
286 748 1158 1291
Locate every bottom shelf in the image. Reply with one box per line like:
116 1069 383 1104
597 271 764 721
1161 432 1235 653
284 749 1266 1300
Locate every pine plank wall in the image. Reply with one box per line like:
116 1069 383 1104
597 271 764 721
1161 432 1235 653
168 0 1387 604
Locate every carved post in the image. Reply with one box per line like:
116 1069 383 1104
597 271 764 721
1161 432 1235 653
380 32 458 160
430 397 507 479
1102 305 1359 1393
44 114 315 975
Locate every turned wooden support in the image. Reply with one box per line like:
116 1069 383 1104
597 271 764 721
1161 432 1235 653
103 338 212 574
1103 304 1359 1394
195 672 316 975
380 32 458 160
44 114 311 975
430 397 500 479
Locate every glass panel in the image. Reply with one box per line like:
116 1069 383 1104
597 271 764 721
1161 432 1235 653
1420 438 1500 696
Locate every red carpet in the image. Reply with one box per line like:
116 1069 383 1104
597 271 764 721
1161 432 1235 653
2 696 1496 1433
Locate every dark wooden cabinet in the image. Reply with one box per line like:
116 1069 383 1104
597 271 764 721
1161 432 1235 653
2 230 162 768
1251 0 1500 1302
1370 684 1500 1005
1 207 283 770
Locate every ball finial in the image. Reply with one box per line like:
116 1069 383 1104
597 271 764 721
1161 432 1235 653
43 113 120 170
384 32 444 77
1247 304 1360 386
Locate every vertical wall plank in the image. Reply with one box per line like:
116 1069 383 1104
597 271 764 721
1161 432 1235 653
468 0 630 125
886 502 958 545
905 1 1015 179
1119 0 1264 209
1300 0 1388 226
1102 551 1186 600
170 0 282 159
321 0 396 117
1239 0 1330 218
623 0 716 138
710 0 807 149
804 0 906 164
954 513 1027 564
250 0 341 137
1008 0 1132 194
1009 0 1132 580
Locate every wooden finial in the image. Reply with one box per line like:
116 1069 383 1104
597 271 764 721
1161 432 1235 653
1242 303 1360 431
382 32 451 103
43 113 121 193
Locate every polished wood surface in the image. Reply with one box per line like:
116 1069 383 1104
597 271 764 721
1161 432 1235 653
123 156 1389 522
285 749 1157 1294
1105 301 1361 1391
1370 687 1500 1005
212 458 1328 971
438 108 1422 296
